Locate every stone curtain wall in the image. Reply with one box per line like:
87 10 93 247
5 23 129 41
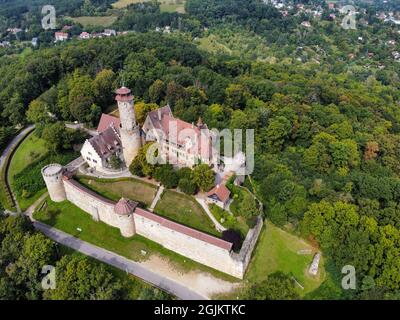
61 177 263 278
63 179 122 229
231 216 264 277
133 208 240 277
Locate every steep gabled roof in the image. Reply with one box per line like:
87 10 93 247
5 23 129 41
97 113 120 133
88 126 121 160
206 184 231 204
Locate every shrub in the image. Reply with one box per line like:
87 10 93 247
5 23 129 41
13 151 78 197
154 164 178 189
178 178 198 195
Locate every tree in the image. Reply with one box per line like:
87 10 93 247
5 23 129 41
245 272 300 300
128 143 157 178
68 72 95 123
178 178 198 195
154 164 178 189
148 79 165 103
135 102 159 125
225 84 250 109
41 122 71 153
45 255 123 300
109 155 122 170
265 116 292 151
92 69 116 108
193 164 215 192
26 99 51 126
237 192 259 217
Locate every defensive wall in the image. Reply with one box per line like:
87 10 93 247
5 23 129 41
41 164 263 278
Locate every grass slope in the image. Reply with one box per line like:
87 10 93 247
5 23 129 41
246 221 325 295
66 15 118 27
77 176 157 207
112 0 185 13
155 189 220 237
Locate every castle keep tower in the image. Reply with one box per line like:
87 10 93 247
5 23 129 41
41 164 66 202
115 87 141 166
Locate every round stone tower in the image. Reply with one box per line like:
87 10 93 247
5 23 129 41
115 87 142 166
114 198 136 237
41 164 66 202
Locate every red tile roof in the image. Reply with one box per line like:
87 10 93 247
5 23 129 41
114 198 138 215
115 87 131 95
88 126 121 160
134 207 233 251
97 113 120 133
206 184 231 204
146 106 213 158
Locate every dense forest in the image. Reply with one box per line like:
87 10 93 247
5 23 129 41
0 212 170 299
0 0 400 300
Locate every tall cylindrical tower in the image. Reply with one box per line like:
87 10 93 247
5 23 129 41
41 164 67 202
115 87 142 166
114 198 136 237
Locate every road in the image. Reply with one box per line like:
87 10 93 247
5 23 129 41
0 125 35 212
33 220 207 300
0 125 34 170
2 124 209 300
65 122 97 136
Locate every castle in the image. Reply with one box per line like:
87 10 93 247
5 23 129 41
41 163 263 279
80 86 218 172
40 86 261 279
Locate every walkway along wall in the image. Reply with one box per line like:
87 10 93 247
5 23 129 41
43 169 262 279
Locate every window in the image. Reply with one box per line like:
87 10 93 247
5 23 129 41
93 159 97 163
86 157 91 161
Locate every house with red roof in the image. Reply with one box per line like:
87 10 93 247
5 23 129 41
205 184 231 209
55 32 69 42
80 125 122 171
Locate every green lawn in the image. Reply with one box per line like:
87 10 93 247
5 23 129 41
217 220 325 299
76 176 219 237
209 203 249 239
65 15 118 27
34 198 236 281
6 131 48 211
155 190 220 237
246 221 325 295
8 132 48 186
76 176 157 207
112 0 185 13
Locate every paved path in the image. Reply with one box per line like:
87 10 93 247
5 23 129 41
24 192 207 300
0 125 34 171
195 197 227 233
149 185 164 212
33 220 207 300
78 166 133 179
65 123 97 136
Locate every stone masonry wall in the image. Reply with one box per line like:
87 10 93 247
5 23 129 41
61 177 262 279
133 209 238 277
63 179 122 230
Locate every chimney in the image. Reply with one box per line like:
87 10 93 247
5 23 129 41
158 109 162 121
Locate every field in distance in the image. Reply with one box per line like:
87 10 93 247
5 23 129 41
112 0 186 13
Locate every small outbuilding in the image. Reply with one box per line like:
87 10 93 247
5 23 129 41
206 184 231 209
